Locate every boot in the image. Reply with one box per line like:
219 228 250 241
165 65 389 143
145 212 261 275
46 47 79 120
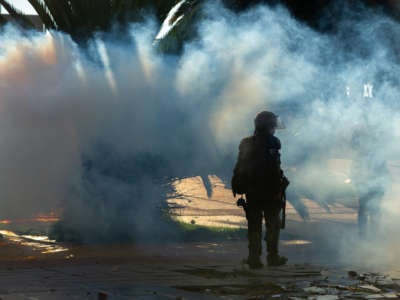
247 256 263 269
267 254 287 266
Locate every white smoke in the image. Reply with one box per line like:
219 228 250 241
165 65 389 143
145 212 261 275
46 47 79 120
0 1 399 257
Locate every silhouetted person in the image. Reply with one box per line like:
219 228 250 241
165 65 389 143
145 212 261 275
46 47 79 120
232 111 287 268
351 129 390 238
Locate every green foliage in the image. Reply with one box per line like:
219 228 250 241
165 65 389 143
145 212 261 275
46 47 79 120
49 215 247 243
170 217 247 242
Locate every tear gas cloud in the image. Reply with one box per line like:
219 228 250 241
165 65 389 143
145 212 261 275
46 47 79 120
0 1 400 262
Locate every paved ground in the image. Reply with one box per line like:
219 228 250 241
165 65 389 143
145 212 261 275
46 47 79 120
1 162 400 299
0 205 399 300
0 236 400 299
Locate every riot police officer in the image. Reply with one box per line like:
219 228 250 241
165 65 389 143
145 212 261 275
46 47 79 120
232 111 288 268
350 129 390 238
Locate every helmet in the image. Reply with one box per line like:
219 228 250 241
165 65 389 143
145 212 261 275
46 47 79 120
254 111 283 130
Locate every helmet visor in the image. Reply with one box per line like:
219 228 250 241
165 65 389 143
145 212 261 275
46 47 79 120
276 116 285 129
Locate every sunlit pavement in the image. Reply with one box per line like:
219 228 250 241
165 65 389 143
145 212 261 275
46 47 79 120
168 173 358 229
168 159 400 230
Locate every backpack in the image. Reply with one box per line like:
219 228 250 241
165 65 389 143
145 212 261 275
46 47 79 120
231 136 281 195
231 137 253 195
231 166 249 195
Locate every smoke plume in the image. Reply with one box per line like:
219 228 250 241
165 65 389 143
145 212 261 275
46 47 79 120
0 0 400 264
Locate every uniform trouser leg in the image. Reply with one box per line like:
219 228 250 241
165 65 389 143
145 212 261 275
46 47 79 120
369 192 383 233
246 207 262 262
358 199 368 237
264 208 281 256
369 203 381 232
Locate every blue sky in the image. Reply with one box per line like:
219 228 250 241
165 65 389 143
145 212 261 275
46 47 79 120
1 0 37 14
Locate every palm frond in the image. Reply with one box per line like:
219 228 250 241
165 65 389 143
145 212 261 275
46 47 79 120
42 0 71 30
0 0 34 28
26 0 56 29
0 13 7 26
155 0 201 54
3 0 186 44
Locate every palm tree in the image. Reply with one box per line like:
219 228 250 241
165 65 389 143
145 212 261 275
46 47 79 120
154 0 201 54
0 0 36 28
0 0 202 52
0 12 5 26
0 0 179 41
